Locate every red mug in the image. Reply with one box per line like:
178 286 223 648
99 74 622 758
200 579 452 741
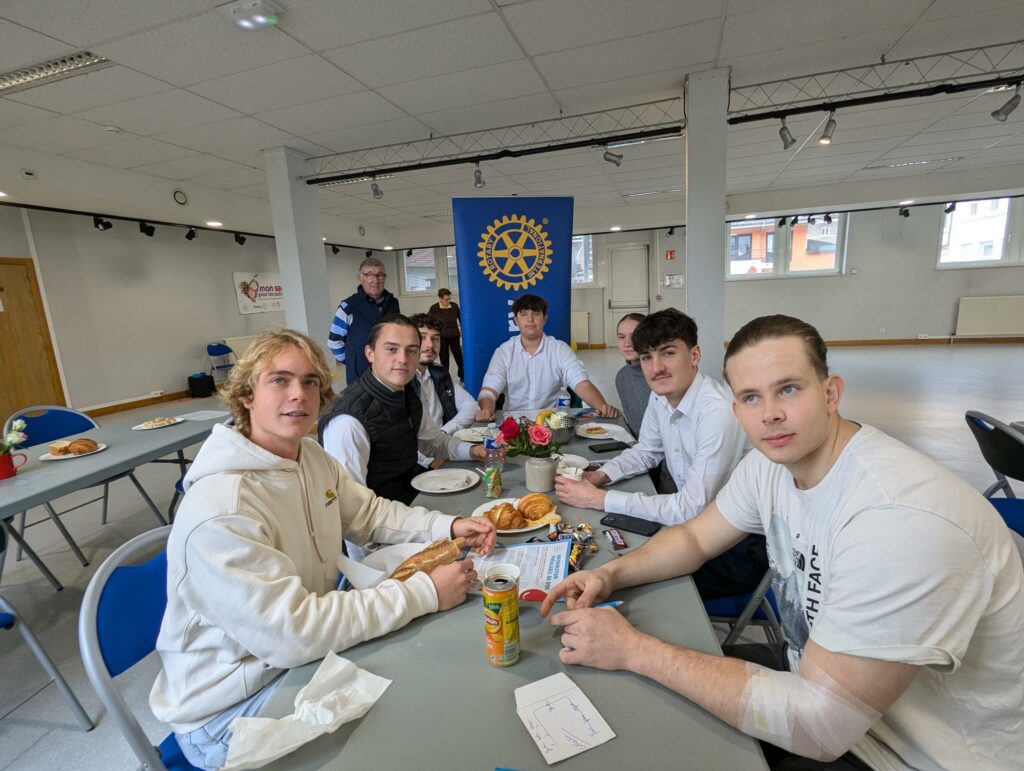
0 451 28 480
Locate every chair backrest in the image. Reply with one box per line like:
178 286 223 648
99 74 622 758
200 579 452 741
206 343 233 357
79 526 171 771
5 405 98 448
965 411 1024 489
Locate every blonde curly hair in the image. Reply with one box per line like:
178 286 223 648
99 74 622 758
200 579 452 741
221 329 335 437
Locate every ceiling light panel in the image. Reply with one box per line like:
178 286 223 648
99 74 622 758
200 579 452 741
0 51 112 96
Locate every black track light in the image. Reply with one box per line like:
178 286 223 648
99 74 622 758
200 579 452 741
406 249 413 257
898 207 910 218
371 181 383 200
139 220 155 237
93 216 112 231
474 163 485 189
807 215 816 225
944 202 956 214
790 216 799 226
365 249 373 258
778 118 796 150
666 226 675 237
602 149 623 166
778 216 787 227
185 227 197 241
823 213 833 225
331 245 340 255
234 232 246 246
991 84 1021 122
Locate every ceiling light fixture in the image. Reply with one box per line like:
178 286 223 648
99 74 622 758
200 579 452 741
944 202 956 214
778 117 796 150
0 51 111 96
371 181 383 200
234 232 246 246
606 134 681 150
790 216 799 226
383 245 393 251
778 216 787 227
365 249 373 258
666 227 675 237
898 208 910 218
185 227 197 241
602 149 623 167
93 215 112 231
991 84 1021 122
206 221 223 227
744 214 757 219
0 192 6 198
807 215 816 224
406 249 413 257
138 221 155 237
331 245 340 255
864 157 963 170
610 225 622 232
823 213 833 224
473 163 485 189
898 199 915 206
321 173 395 187
818 111 836 145
623 187 683 198
219 0 282 29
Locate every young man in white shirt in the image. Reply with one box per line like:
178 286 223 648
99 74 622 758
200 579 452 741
320 315 488 505
542 314 1024 771
476 294 619 420
555 308 766 598
409 313 479 471
152 329 494 770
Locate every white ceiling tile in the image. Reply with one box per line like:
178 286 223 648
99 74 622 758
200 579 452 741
306 117 432 153
502 0 725 56
0 0 219 49
187 55 364 114
229 183 270 198
132 154 249 180
377 60 547 115
94 13 310 87
418 94 561 136
534 22 720 91
5 66 173 114
154 117 293 154
192 167 268 189
904 124 1019 146
76 90 241 135
256 91 406 136
0 98 57 130
66 137 196 168
0 115 121 153
0 17 74 71
921 0 1023 20
277 0 491 50
890 6 1024 59
322 14 522 88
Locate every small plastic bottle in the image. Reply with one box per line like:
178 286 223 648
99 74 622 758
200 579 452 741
483 422 505 469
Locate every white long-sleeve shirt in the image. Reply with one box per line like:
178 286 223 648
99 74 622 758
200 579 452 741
601 372 746 525
479 334 588 411
416 367 477 467
323 409 473 486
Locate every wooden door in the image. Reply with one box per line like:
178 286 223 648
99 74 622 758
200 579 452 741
0 258 64 420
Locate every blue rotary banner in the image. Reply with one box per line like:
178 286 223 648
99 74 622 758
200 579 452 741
452 197 574 396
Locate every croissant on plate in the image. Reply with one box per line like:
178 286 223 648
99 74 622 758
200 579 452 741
67 438 100 455
517 493 556 521
484 502 528 530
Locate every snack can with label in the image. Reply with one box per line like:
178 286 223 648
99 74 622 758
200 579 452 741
483 566 520 667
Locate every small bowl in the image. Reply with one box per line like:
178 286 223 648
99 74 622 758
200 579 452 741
548 416 578 445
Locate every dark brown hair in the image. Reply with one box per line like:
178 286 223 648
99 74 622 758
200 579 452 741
511 294 548 316
630 308 698 354
723 315 829 384
437 288 452 298
617 312 646 327
409 312 440 333
367 314 419 349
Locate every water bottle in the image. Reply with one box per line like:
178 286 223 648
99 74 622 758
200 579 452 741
484 422 505 469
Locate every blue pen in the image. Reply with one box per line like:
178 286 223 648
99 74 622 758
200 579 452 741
595 600 624 609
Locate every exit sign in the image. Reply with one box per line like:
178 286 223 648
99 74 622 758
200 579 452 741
665 249 676 260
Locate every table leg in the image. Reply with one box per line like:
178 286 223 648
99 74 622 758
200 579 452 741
1 519 63 591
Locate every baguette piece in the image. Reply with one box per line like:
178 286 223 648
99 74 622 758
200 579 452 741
390 537 466 582
48 440 72 456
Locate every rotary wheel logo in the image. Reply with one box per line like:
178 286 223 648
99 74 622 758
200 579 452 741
477 214 553 291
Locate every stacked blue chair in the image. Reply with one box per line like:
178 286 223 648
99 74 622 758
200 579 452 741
78 526 197 770
965 411 1024 555
704 570 784 646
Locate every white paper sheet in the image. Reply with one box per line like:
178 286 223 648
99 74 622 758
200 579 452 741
221 653 391 770
176 409 231 421
514 673 615 764
468 541 571 596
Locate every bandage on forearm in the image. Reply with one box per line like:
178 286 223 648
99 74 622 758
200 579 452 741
738 660 881 762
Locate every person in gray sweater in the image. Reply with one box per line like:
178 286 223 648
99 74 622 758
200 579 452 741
613 313 650 438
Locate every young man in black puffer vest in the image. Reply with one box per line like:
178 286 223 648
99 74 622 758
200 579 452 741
319 315 487 505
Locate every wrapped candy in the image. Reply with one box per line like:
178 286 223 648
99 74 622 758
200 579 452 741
482 466 503 498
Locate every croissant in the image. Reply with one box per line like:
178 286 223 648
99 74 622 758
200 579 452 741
390 537 466 582
67 438 100 455
517 493 556 521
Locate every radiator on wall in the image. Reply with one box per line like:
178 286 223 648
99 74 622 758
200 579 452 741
955 295 1024 336
571 311 590 345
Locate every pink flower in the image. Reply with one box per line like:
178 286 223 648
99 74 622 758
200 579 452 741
528 424 552 446
499 416 520 440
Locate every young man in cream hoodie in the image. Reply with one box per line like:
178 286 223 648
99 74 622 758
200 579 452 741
150 329 495 770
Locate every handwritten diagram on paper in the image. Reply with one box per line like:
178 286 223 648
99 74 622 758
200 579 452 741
514 673 615 764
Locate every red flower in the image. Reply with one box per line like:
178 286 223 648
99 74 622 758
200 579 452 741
528 424 552 446
499 416 520 440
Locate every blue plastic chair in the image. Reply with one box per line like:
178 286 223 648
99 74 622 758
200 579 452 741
4 406 167 588
704 570 784 646
79 526 196 771
965 411 1024 498
0 526 94 731
206 343 236 385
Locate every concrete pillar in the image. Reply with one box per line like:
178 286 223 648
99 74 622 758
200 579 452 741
684 68 729 379
265 146 331 346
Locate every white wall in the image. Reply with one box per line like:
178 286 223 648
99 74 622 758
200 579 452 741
25 209 285 408
725 204 1024 339
0 206 30 254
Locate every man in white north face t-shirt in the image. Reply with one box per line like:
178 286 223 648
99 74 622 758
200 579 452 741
540 314 1024 771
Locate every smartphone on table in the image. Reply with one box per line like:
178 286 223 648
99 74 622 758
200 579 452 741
600 513 661 537
589 440 629 453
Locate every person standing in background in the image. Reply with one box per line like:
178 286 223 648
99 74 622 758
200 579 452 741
428 288 463 381
614 313 650 438
328 256 400 385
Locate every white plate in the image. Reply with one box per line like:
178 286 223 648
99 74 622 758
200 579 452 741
410 469 479 494
453 427 486 443
576 422 616 439
131 417 184 431
554 453 588 470
470 497 554 535
39 443 108 461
